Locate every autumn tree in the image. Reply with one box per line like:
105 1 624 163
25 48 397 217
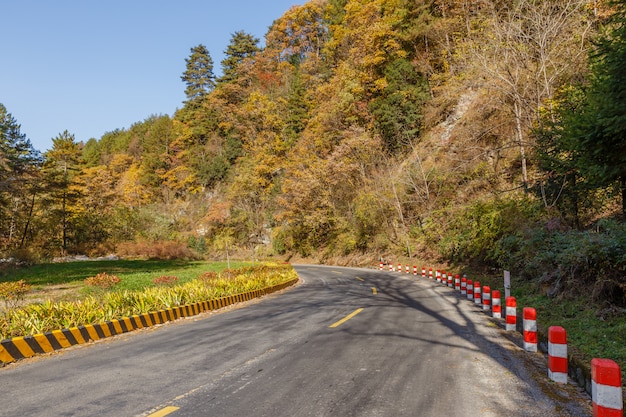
468 0 594 191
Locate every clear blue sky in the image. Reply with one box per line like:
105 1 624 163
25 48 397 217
1 1 301 152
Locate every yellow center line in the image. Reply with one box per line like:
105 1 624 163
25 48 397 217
371 287 377 295
355 276 364 281
329 308 364 328
147 406 180 417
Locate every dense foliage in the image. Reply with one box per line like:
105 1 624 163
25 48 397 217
1 0 624 305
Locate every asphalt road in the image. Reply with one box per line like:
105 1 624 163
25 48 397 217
0 265 591 416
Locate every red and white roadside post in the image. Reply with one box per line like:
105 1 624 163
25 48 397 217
523 307 538 352
454 274 461 291
406 264 410 274
482 286 491 312
398 263 402 273
436 270 441 283
447 273 453 288
413 265 417 276
474 281 482 305
591 358 623 417
548 326 568 384
379 261 383 270
505 297 517 331
467 279 474 300
441 271 447 285
461 277 467 295
491 290 502 318
422 266 426 278
428 268 433 279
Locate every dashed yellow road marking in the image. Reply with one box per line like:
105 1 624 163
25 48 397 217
147 406 179 417
329 308 364 328
355 276 364 282
371 287 377 295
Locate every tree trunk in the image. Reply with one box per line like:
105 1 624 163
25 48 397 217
19 192 36 248
514 100 529 192
621 176 626 219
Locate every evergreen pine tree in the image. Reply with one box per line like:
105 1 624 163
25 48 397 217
219 31 260 84
181 44 216 102
574 2 626 217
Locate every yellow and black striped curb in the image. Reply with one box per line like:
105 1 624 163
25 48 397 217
0 278 298 365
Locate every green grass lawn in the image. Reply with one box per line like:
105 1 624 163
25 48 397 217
0 259 250 291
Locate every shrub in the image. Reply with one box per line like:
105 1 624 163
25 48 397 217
117 240 198 260
198 271 219 283
0 280 31 309
84 273 121 290
152 276 179 287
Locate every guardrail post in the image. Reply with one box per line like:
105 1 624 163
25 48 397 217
482 286 491 312
467 279 474 300
548 326 568 384
505 297 516 331
523 307 537 352
473 281 482 305
492 290 501 318
591 358 623 417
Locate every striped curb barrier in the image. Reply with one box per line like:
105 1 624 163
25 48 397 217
0 278 298 365
467 279 474 300
505 297 517 331
398 263 402 273
474 281 482 305
454 275 461 291
447 273 453 288
428 268 433 279
379 262 383 270
461 277 467 295
523 307 538 352
436 270 441 283
548 326 568 384
492 290 501 319
482 286 491 312
422 267 426 278
405 265 410 274
591 358 623 417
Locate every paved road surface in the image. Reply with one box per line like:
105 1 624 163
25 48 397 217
0 265 591 416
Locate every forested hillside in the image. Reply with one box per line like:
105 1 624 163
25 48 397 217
1 0 625 305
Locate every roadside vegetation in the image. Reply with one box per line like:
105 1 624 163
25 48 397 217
0 260 296 340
